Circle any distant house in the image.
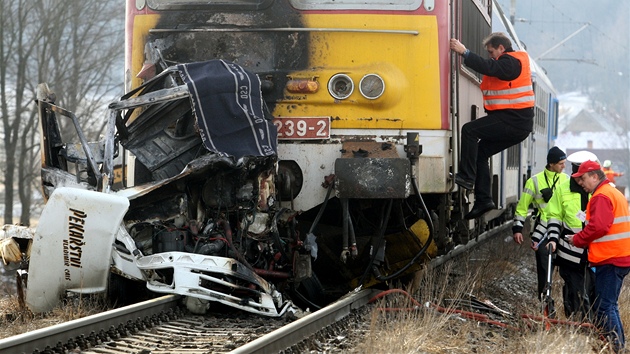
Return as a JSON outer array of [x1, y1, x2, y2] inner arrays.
[[555, 92, 629, 194]]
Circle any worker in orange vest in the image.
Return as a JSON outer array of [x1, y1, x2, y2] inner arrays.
[[568, 160, 630, 352], [449, 33, 535, 219], [603, 160, 624, 184]]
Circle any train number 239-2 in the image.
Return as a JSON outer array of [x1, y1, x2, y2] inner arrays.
[[273, 117, 330, 140]]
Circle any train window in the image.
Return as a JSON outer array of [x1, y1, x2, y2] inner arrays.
[[506, 144, 519, 169], [289, 0, 422, 11], [460, 0, 492, 81], [550, 98, 559, 139], [146, 0, 273, 10], [533, 82, 549, 134]]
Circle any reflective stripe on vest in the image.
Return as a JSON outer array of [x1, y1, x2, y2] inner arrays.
[[562, 224, 582, 234], [557, 248, 583, 265], [531, 175, 548, 209], [557, 236, 586, 266], [480, 51, 535, 110], [484, 95, 535, 106], [586, 183, 630, 263], [483, 85, 534, 96]]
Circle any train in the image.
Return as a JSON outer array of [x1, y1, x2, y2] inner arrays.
[[4, 0, 558, 317]]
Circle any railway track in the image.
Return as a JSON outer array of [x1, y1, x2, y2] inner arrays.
[[0, 223, 510, 354]]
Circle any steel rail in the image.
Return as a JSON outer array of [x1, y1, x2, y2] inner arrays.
[[0, 295, 180, 354], [230, 288, 380, 354], [429, 222, 513, 269]]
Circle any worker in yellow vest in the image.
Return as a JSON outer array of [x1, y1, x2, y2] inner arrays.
[[512, 147, 568, 317], [546, 151, 597, 321]]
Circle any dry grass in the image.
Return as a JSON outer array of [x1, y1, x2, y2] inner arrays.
[[0, 293, 107, 339], [354, 235, 626, 353], [356, 264, 495, 353], [0, 262, 109, 339]]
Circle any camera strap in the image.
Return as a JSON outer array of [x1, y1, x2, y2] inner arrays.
[[544, 172, 559, 191]]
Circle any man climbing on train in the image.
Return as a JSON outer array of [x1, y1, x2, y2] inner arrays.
[[450, 32, 535, 219]]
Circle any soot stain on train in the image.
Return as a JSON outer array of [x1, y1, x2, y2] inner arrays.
[[147, 0, 310, 113]]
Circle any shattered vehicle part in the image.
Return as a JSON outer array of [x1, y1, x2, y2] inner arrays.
[[136, 252, 291, 316], [22, 61, 301, 317], [26, 188, 129, 313]]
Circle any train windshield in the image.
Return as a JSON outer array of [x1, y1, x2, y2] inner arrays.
[[290, 0, 423, 11], [146, 0, 273, 10]]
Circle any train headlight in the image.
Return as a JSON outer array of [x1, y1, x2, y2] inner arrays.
[[328, 74, 354, 100], [359, 74, 385, 100]]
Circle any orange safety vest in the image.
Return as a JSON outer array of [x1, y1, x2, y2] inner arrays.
[[586, 183, 630, 264], [604, 168, 621, 183], [479, 51, 535, 111]]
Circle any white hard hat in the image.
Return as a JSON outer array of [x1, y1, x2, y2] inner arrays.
[[603, 160, 612, 168], [567, 151, 599, 165]]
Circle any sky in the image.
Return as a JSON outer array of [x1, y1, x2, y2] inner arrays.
[[495, 0, 630, 116]]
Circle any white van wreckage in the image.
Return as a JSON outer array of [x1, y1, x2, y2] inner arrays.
[[2, 60, 316, 317]]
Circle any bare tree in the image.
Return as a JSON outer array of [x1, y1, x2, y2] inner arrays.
[[0, 1, 40, 225], [1, 0, 123, 225]]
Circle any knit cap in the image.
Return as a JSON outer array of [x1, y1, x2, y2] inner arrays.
[[547, 147, 566, 164]]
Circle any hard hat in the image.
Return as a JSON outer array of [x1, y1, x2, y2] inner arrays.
[[603, 160, 612, 168], [567, 151, 599, 165]]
